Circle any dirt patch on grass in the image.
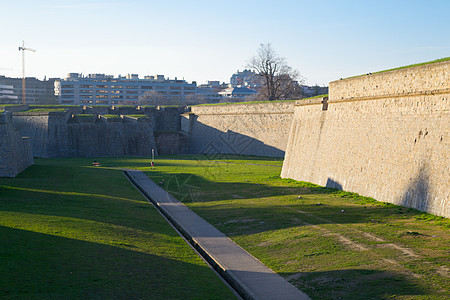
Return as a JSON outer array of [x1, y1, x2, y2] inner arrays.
[[436, 266, 449, 278], [325, 233, 369, 251], [377, 243, 419, 258]]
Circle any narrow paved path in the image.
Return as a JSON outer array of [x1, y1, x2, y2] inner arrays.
[[124, 170, 310, 300]]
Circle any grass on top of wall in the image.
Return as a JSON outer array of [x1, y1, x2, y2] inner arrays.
[[74, 113, 95, 117], [29, 105, 81, 108], [125, 114, 149, 119], [194, 94, 329, 107], [347, 57, 450, 79], [96, 155, 450, 300], [0, 158, 235, 299], [101, 114, 121, 118], [15, 108, 67, 113]]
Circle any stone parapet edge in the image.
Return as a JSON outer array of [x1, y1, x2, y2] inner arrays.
[[328, 88, 450, 104]]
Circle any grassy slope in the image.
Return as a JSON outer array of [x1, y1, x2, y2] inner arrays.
[[100, 155, 450, 300], [0, 158, 235, 299]]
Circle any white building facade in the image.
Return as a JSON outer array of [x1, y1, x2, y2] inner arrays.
[[0, 84, 18, 104], [55, 73, 196, 105]]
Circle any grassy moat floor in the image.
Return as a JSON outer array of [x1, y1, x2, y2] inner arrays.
[[1, 155, 449, 299]]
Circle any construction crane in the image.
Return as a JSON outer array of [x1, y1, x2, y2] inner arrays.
[[18, 41, 36, 105]]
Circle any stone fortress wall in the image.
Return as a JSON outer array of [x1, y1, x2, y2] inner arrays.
[[183, 102, 295, 157], [1, 60, 448, 218], [11, 106, 163, 158], [281, 61, 449, 217], [0, 112, 33, 177]]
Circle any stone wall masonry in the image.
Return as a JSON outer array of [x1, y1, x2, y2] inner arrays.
[[282, 61, 449, 218], [66, 119, 157, 157], [329, 61, 449, 101], [152, 106, 186, 131], [186, 102, 295, 157], [12, 112, 51, 157], [154, 131, 189, 155], [12, 111, 158, 158], [0, 112, 33, 177]]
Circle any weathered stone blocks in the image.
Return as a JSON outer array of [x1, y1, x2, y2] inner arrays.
[[282, 61, 449, 217], [185, 102, 295, 157], [0, 112, 34, 177]]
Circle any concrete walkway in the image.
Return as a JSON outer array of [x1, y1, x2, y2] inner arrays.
[[124, 170, 310, 300]]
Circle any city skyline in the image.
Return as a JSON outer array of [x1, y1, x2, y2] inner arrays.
[[1, 0, 449, 86]]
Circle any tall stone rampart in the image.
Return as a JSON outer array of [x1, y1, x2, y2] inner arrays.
[[0, 112, 33, 177], [282, 61, 449, 217], [12, 111, 158, 158], [12, 112, 51, 157], [329, 61, 449, 101], [185, 102, 295, 157]]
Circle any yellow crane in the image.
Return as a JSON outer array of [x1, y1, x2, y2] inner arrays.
[[18, 41, 36, 105]]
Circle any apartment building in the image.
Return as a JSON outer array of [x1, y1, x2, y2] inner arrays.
[[0, 84, 18, 104], [55, 73, 196, 105], [230, 69, 261, 88], [0, 76, 56, 104]]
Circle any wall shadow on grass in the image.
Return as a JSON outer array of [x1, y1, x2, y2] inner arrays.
[[141, 170, 427, 237], [0, 226, 233, 299], [280, 269, 426, 300]]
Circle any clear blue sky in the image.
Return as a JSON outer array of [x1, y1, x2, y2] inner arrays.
[[1, 0, 449, 85]]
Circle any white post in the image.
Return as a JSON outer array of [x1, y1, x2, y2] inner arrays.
[[151, 148, 155, 169]]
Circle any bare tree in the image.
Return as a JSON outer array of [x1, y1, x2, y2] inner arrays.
[[248, 43, 303, 100], [139, 90, 180, 106]]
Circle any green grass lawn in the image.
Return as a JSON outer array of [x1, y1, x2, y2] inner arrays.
[[96, 154, 449, 300], [0, 158, 235, 299]]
